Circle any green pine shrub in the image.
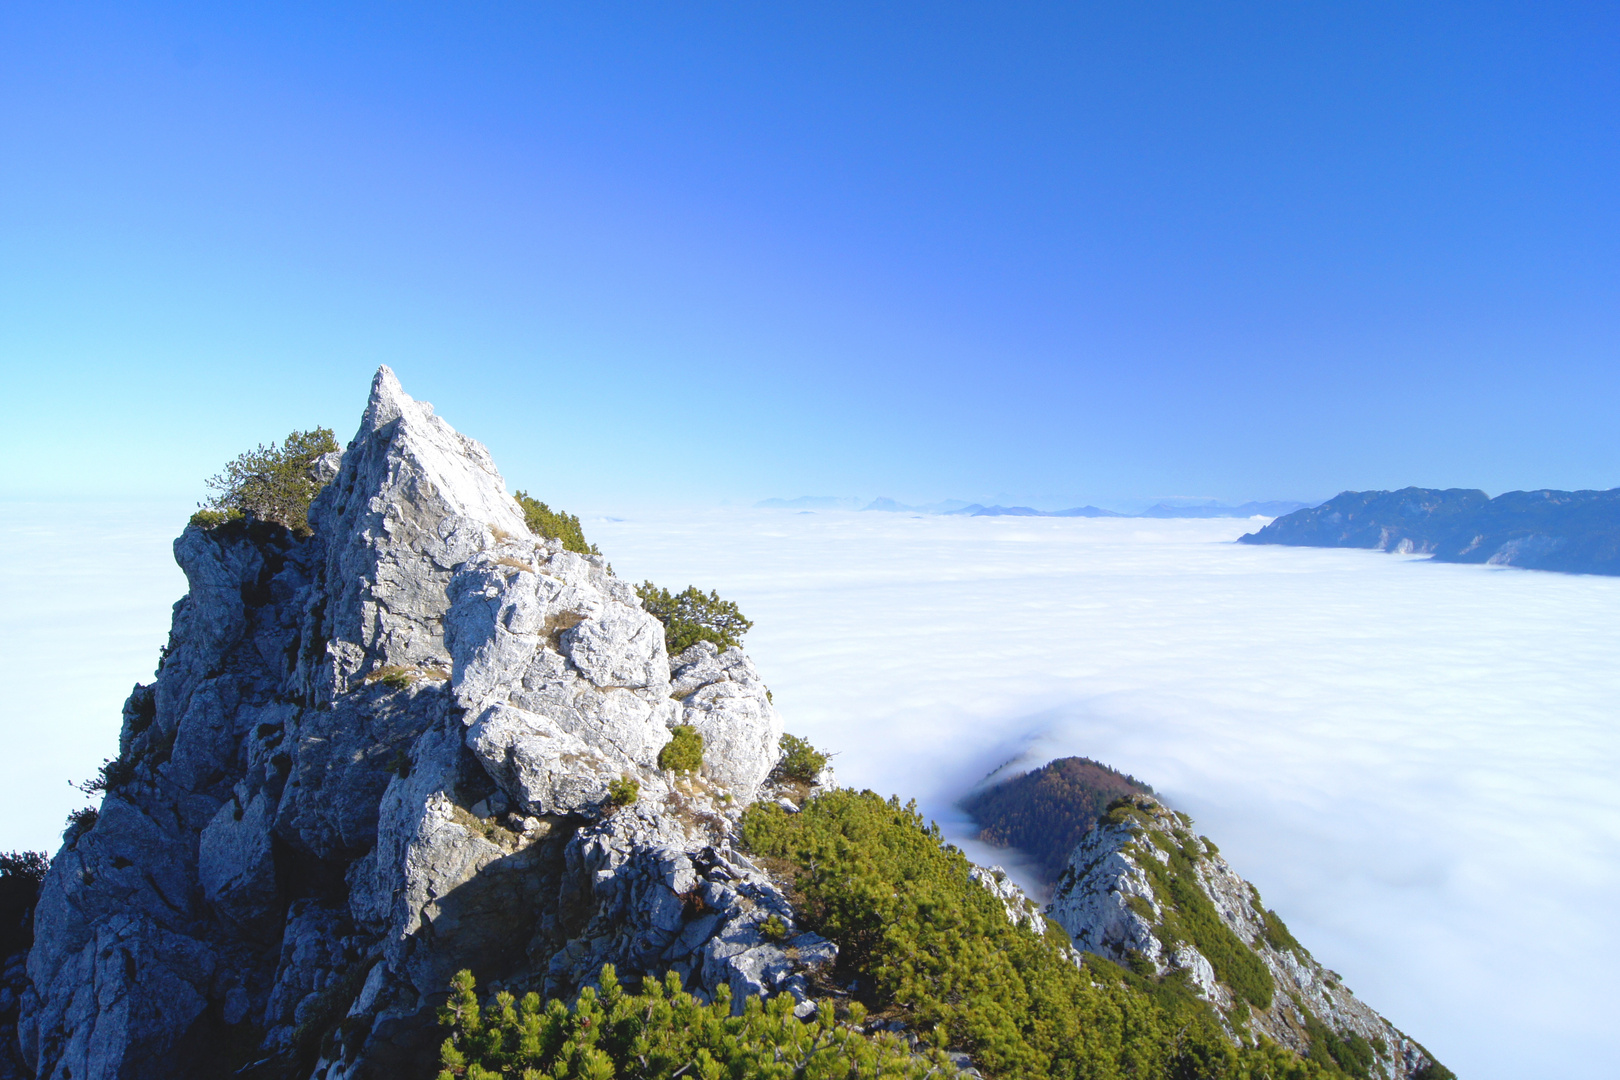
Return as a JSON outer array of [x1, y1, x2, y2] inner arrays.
[[187, 507, 240, 530], [1302, 1012, 1378, 1080], [774, 734, 828, 784], [62, 807, 98, 842], [75, 756, 136, 795], [607, 776, 640, 807], [436, 964, 959, 1080], [657, 726, 703, 774], [514, 491, 599, 555], [635, 583, 752, 655], [1261, 906, 1304, 956], [197, 427, 340, 536]]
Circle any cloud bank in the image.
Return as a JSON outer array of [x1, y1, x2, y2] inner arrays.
[[6, 503, 1615, 1079]]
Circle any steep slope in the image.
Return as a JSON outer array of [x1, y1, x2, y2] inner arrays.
[[19, 369, 815, 1080], [1241, 485, 1620, 575], [1051, 794, 1450, 1080]]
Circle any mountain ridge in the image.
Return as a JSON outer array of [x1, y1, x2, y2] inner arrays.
[[1240, 485, 1620, 575]]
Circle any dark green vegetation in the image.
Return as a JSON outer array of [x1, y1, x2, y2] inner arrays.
[[775, 734, 829, 785], [962, 757, 1154, 885], [657, 726, 704, 774], [514, 492, 600, 555], [75, 756, 137, 796], [1259, 906, 1303, 956], [636, 583, 753, 655], [61, 807, 99, 842], [607, 776, 640, 807], [436, 965, 958, 1079], [1240, 486, 1620, 576], [1301, 1013, 1376, 1080], [1412, 1062, 1457, 1080], [194, 427, 340, 536], [0, 851, 48, 958], [741, 789, 1337, 1080]]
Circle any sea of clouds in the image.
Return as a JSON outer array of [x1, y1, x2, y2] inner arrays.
[[5, 503, 1616, 1079], [591, 508, 1619, 1080]]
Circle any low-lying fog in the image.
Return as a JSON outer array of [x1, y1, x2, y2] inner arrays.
[[5, 503, 1615, 1080]]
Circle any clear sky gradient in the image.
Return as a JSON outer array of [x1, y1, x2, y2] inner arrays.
[[3, 2, 1617, 509]]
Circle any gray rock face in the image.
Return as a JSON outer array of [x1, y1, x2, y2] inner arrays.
[[1050, 795, 1442, 1080], [669, 642, 783, 801], [18, 368, 820, 1080]]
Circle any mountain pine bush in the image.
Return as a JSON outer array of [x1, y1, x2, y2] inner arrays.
[[436, 964, 959, 1079], [774, 734, 829, 784], [657, 725, 704, 774], [635, 583, 753, 655], [0, 850, 48, 957], [195, 427, 340, 536], [514, 492, 599, 555]]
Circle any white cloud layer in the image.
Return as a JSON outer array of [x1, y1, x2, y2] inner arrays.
[[6, 503, 1616, 1079], [0, 502, 189, 852], [592, 508, 1620, 1080]]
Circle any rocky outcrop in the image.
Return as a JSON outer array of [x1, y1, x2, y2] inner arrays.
[[1051, 795, 1445, 1080], [968, 866, 1045, 934], [18, 368, 806, 1080], [1240, 485, 1620, 575]]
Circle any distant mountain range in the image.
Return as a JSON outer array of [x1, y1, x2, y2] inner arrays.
[[1240, 486, 1620, 576], [753, 495, 866, 510], [757, 497, 1311, 519], [1136, 500, 1311, 518]]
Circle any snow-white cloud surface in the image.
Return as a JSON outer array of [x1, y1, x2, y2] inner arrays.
[[0, 501, 190, 852], [6, 503, 1616, 1078], [592, 508, 1620, 1080]]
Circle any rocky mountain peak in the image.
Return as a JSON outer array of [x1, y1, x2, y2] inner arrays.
[[14, 369, 801, 1080], [307, 365, 531, 700]]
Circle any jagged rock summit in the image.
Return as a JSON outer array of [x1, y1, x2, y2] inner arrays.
[[18, 368, 810, 1079]]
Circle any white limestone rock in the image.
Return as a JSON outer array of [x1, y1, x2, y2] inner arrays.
[[669, 641, 783, 801], [304, 365, 530, 698], [198, 792, 278, 927]]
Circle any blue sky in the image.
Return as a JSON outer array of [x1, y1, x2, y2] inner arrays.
[[3, 2, 1617, 510]]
